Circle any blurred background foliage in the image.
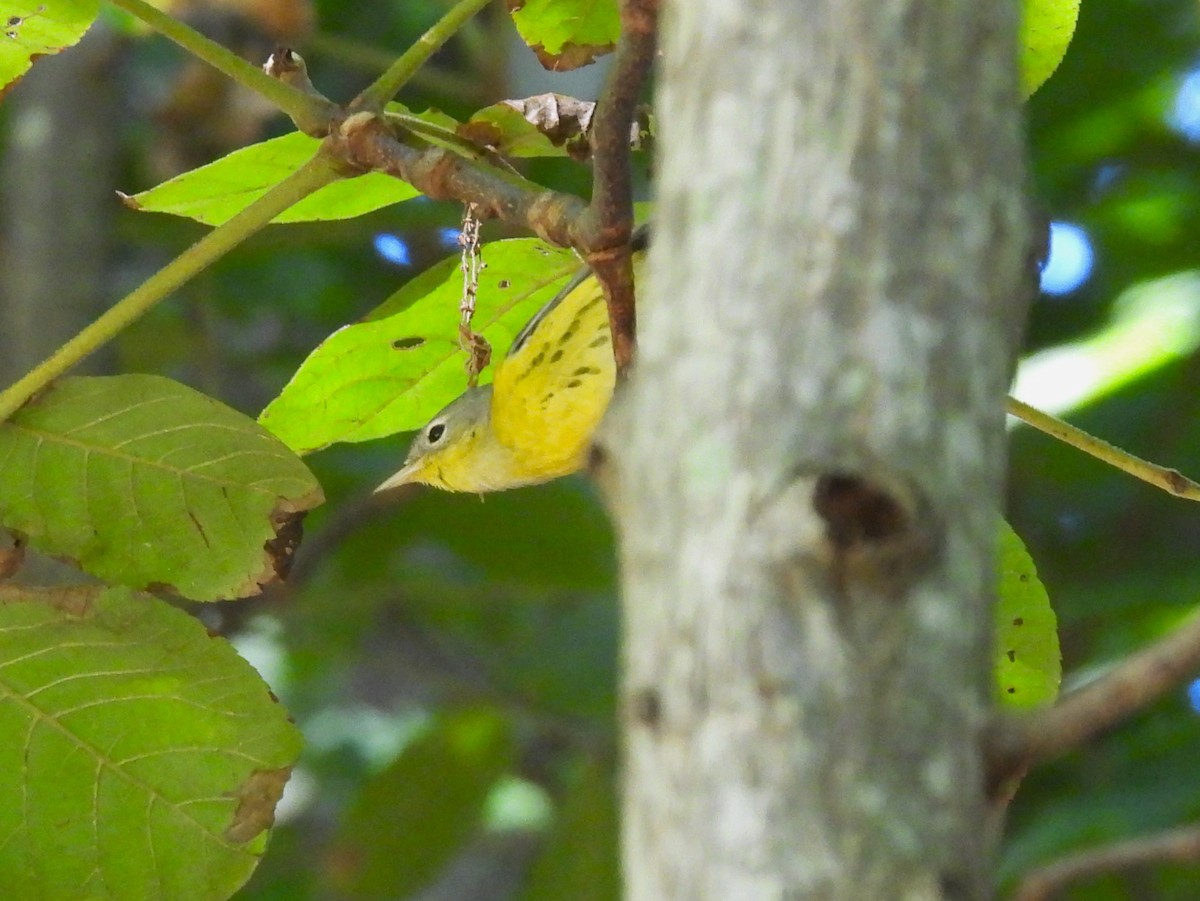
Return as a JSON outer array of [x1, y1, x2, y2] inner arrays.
[[1, 0, 1199, 897]]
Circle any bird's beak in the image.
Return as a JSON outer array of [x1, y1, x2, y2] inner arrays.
[[374, 461, 421, 494]]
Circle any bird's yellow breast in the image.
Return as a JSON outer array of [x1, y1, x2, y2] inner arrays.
[[379, 237, 646, 494], [489, 263, 622, 480]]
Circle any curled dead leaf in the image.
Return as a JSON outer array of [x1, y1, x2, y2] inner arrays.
[[512, 93, 595, 143]]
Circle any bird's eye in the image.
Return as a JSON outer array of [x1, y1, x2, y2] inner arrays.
[[427, 423, 446, 444]]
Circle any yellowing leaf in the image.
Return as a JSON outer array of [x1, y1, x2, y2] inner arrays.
[[0, 0, 99, 97], [1021, 0, 1080, 97], [995, 521, 1061, 709]]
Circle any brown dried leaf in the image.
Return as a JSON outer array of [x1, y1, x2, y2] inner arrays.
[[458, 93, 596, 160], [225, 766, 293, 843], [509, 92, 596, 143], [0, 533, 24, 582], [531, 40, 616, 73]]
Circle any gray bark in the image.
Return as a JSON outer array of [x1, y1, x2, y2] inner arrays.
[[606, 1, 1030, 899]]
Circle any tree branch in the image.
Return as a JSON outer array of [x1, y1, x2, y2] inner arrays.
[[331, 113, 588, 246], [986, 608, 1200, 791], [0, 155, 342, 421], [1010, 824, 1200, 901], [1007, 396, 1200, 501], [105, 0, 335, 134], [306, 31, 491, 103], [351, 0, 493, 111], [575, 0, 659, 374]]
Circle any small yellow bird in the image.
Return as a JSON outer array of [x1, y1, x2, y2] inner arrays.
[[375, 231, 648, 493]]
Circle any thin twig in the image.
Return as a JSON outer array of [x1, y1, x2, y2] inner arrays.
[[263, 48, 330, 125], [383, 109, 525, 177], [1006, 396, 1200, 501], [576, 0, 659, 374], [0, 155, 342, 421], [985, 608, 1200, 792], [352, 0, 493, 112], [307, 31, 493, 102], [104, 0, 335, 134], [1010, 824, 1200, 901]]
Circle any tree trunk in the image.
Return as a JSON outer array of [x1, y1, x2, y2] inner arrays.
[[0, 28, 120, 386], [606, 1, 1030, 898]]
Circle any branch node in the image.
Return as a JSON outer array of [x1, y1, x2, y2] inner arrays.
[[338, 110, 379, 140], [263, 47, 334, 137]]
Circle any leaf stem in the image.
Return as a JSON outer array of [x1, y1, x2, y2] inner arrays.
[[384, 111, 482, 158], [0, 155, 343, 422], [1006, 395, 1200, 501], [104, 0, 336, 133], [353, 0, 493, 111], [382, 110, 521, 174]]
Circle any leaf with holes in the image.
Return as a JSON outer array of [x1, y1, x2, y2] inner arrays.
[[0, 375, 323, 600], [259, 238, 580, 454], [994, 521, 1061, 709], [0, 584, 302, 899], [507, 0, 619, 71], [0, 0, 98, 97]]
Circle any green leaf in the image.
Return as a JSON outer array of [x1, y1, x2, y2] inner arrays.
[[260, 238, 580, 454], [0, 585, 303, 900], [508, 0, 619, 71], [995, 521, 1061, 709], [326, 707, 513, 898], [1021, 0, 1080, 97], [461, 97, 591, 159], [0, 375, 323, 601], [0, 0, 98, 96], [520, 757, 618, 901], [458, 94, 653, 160], [123, 132, 419, 226]]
